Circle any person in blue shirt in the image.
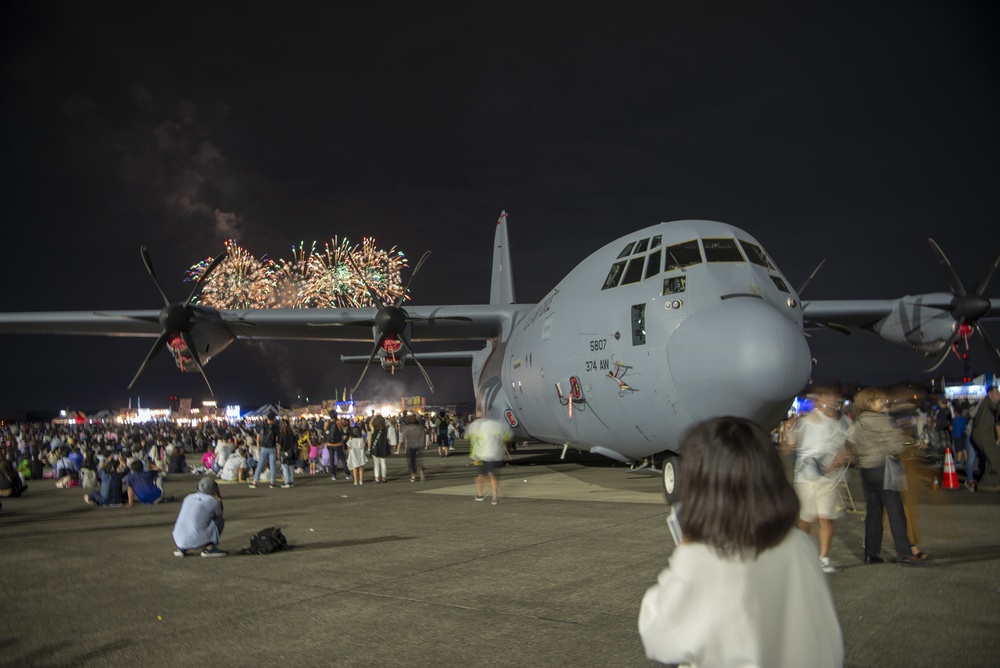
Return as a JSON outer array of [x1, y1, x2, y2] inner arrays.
[[125, 460, 163, 506], [83, 455, 127, 507]]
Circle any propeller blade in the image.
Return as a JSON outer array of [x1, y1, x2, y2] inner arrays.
[[185, 251, 228, 307], [345, 250, 385, 309], [94, 312, 160, 323], [128, 331, 170, 390], [180, 330, 215, 396], [922, 322, 964, 373], [927, 239, 967, 297], [141, 246, 172, 306], [350, 334, 387, 394], [796, 258, 826, 296], [307, 320, 377, 328], [972, 250, 1000, 297], [405, 315, 474, 324], [398, 337, 435, 393], [975, 323, 1000, 375], [394, 251, 431, 308]]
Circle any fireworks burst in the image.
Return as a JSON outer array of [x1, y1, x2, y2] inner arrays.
[[187, 240, 277, 309], [188, 237, 408, 309]]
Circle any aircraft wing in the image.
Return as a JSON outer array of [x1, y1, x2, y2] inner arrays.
[[0, 305, 520, 342], [802, 295, 1000, 330]]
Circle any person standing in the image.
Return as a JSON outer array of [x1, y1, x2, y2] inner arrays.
[[785, 387, 849, 574], [467, 417, 510, 505], [400, 415, 425, 482], [369, 415, 391, 483], [638, 417, 843, 668], [172, 476, 226, 557], [346, 427, 368, 485], [435, 413, 451, 457], [278, 420, 297, 488], [970, 386, 1000, 491], [251, 415, 279, 489], [847, 388, 925, 565], [325, 419, 350, 481]]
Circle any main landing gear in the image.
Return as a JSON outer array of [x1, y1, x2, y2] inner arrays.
[[661, 453, 680, 505]]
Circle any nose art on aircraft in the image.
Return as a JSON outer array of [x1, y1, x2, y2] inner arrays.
[[666, 298, 811, 422]]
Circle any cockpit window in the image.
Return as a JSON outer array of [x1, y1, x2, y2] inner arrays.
[[620, 256, 645, 286], [633, 238, 650, 254], [665, 240, 702, 271], [650, 235, 662, 249], [703, 238, 745, 263], [663, 275, 686, 295], [770, 276, 790, 293], [739, 240, 776, 270], [617, 242, 635, 259], [645, 249, 662, 280], [602, 261, 626, 289]]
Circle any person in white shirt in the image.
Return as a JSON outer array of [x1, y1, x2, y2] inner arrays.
[[785, 386, 850, 573], [639, 417, 843, 668], [466, 417, 510, 505]]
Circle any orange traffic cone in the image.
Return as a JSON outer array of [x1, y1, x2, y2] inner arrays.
[[942, 447, 960, 489]]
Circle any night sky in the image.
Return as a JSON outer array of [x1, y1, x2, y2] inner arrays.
[[1, 2, 997, 413]]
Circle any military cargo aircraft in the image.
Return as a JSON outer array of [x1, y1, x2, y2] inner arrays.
[[0, 212, 996, 502]]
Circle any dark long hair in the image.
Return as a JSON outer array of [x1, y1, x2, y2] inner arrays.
[[679, 417, 799, 558]]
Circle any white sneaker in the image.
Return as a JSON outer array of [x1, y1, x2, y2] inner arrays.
[[820, 556, 838, 574]]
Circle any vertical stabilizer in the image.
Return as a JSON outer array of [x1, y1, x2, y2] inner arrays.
[[490, 210, 516, 305]]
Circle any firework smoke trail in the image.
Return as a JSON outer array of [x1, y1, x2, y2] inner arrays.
[[187, 239, 277, 309]]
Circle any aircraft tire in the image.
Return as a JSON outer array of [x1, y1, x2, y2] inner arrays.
[[662, 454, 680, 505]]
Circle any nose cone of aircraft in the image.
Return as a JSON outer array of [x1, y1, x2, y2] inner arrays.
[[667, 298, 811, 425]]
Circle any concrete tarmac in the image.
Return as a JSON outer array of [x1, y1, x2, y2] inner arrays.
[[2, 442, 999, 667]]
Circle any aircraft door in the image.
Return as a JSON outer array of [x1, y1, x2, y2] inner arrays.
[[509, 354, 525, 410]]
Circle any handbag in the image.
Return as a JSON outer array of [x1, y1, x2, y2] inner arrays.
[[883, 454, 908, 492]]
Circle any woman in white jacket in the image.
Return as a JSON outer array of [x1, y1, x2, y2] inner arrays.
[[638, 417, 843, 668]]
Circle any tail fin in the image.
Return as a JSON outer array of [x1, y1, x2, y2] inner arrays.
[[490, 210, 516, 305]]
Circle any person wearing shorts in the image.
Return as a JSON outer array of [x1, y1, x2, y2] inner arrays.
[[786, 386, 849, 574], [466, 417, 510, 506]]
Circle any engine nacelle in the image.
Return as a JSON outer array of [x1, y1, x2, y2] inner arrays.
[[167, 317, 236, 372], [871, 294, 954, 353]]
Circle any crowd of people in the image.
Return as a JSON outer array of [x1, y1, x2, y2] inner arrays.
[[0, 410, 470, 510], [5, 384, 999, 666]]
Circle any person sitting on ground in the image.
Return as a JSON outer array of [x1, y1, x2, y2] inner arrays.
[[54, 448, 79, 488], [125, 460, 164, 506], [219, 447, 248, 482], [166, 445, 188, 475], [638, 416, 844, 667], [0, 459, 27, 498], [83, 454, 128, 507], [172, 476, 226, 557]]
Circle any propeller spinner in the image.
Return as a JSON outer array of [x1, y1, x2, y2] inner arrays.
[[922, 239, 1000, 374], [127, 246, 228, 394], [347, 250, 470, 394]]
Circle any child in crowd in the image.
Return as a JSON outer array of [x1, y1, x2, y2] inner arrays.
[[638, 417, 843, 667], [346, 427, 368, 485]]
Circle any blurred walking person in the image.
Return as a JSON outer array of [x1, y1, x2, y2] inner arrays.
[[847, 388, 926, 565]]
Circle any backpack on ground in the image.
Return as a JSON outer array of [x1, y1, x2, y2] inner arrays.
[[241, 527, 290, 555]]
